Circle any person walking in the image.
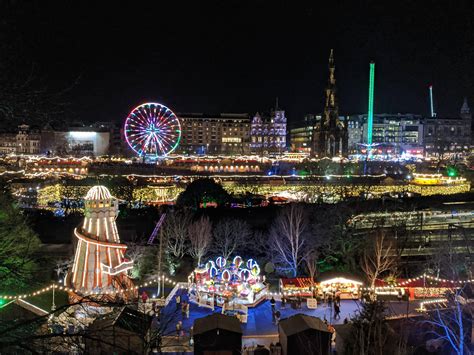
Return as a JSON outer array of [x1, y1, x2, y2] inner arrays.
[[176, 320, 182, 339], [397, 289, 403, 302], [175, 294, 181, 311], [181, 301, 187, 319], [270, 296, 276, 316], [281, 297, 286, 309], [185, 301, 190, 319], [334, 302, 341, 320], [275, 310, 281, 325], [141, 291, 149, 303]]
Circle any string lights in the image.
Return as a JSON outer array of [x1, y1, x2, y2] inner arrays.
[[418, 298, 448, 311], [0, 276, 178, 301], [362, 273, 472, 292]]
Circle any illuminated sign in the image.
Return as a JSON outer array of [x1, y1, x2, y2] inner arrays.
[[69, 131, 97, 139]]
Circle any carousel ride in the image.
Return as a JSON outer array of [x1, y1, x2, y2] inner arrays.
[[188, 256, 267, 308]]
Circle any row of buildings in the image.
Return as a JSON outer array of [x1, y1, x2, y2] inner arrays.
[[0, 110, 287, 157], [0, 104, 471, 158], [290, 105, 472, 157], [0, 51, 471, 158]]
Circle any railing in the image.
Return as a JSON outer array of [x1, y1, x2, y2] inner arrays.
[[165, 282, 188, 306]]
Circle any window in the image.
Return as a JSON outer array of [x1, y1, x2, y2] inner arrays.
[[222, 137, 241, 143]]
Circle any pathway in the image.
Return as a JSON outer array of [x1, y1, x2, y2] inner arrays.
[[161, 290, 363, 337]]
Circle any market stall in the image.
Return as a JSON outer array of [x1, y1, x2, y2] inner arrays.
[[396, 276, 456, 300], [188, 256, 267, 309], [319, 277, 362, 300], [279, 277, 315, 297], [373, 276, 458, 300]]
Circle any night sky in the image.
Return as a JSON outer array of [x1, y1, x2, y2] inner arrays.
[[3, 1, 474, 126]]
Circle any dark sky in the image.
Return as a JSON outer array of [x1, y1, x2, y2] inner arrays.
[[3, 0, 474, 126]]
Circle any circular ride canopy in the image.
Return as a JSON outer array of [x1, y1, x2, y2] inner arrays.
[[124, 102, 181, 158]]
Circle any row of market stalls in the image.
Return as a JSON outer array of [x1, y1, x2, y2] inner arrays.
[[187, 256, 465, 313], [279, 274, 466, 301], [373, 275, 465, 300]]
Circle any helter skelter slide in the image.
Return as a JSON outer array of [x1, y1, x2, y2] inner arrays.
[[66, 186, 136, 303]]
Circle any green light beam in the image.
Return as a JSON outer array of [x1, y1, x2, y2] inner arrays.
[[367, 62, 375, 146]]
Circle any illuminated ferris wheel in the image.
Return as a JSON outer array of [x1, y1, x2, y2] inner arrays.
[[124, 102, 181, 158]]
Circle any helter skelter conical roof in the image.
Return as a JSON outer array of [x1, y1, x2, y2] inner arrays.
[[85, 185, 113, 201]]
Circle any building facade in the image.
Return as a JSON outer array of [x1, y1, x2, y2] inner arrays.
[[311, 50, 348, 157], [347, 115, 365, 153], [0, 125, 41, 155], [289, 126, 313, 153], [423, 99, 472, 156], [65, 129, 110, 156], [16, 125, 41, 155], [0, 133, 17, 155], [347, 113, 424, 155], [177, 113, 251, 155], [250, 109, 287, 154]]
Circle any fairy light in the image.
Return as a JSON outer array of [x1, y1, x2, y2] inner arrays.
[[107, 247, 112, 272], [419, 298, 447, 311], [104, 217, 110, 241], [96, 245, 100, 287], [72, 240, 81, 283], [82, 242, 89, 288]]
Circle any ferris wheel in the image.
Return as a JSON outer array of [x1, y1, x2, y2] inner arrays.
[[124, 102, 182, 158]]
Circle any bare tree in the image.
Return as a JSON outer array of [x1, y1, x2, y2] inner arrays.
[[304, 250, 319, 281], [269, 204, 310, 277], [213, 218, 251, 260], [188, 216, 212, 267], [54, 257, 74, 282], [164, 210, 192, 260], [424, 287, 470, 355], [362, 231, 397, 289]]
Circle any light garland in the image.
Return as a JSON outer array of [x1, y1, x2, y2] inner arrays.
[[362, 274, 472, 292], [418, 298, 448, 311], [0, 276, 179, 301]]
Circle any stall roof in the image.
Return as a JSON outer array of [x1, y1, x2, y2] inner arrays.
[[317, 272, 363, 284], [375, 278, 459, 288], [280, 277, 314, 288], [320, 277, 363, 286], [194, 313, 242, 335], [279, 314, 330, 337]]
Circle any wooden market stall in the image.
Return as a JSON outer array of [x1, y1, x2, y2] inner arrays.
[[279, 277, 315, 297], [318, 277, 362, 300], [375, 276, 458, 300]]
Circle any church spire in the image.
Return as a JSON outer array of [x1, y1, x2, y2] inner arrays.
[[311, 49, 348, 158], [328, 49, 336, 86], [461, 97, 470, 114], [461, 97, 471, 120], [324, 49, 337, 118]]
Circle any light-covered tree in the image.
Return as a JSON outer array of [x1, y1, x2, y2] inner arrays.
[[188, 216, 212, 266], [269, 204, 310, 277], [213, 218, 251, 260]]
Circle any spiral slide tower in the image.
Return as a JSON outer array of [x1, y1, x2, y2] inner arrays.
[[67, 186, 134, 301]]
